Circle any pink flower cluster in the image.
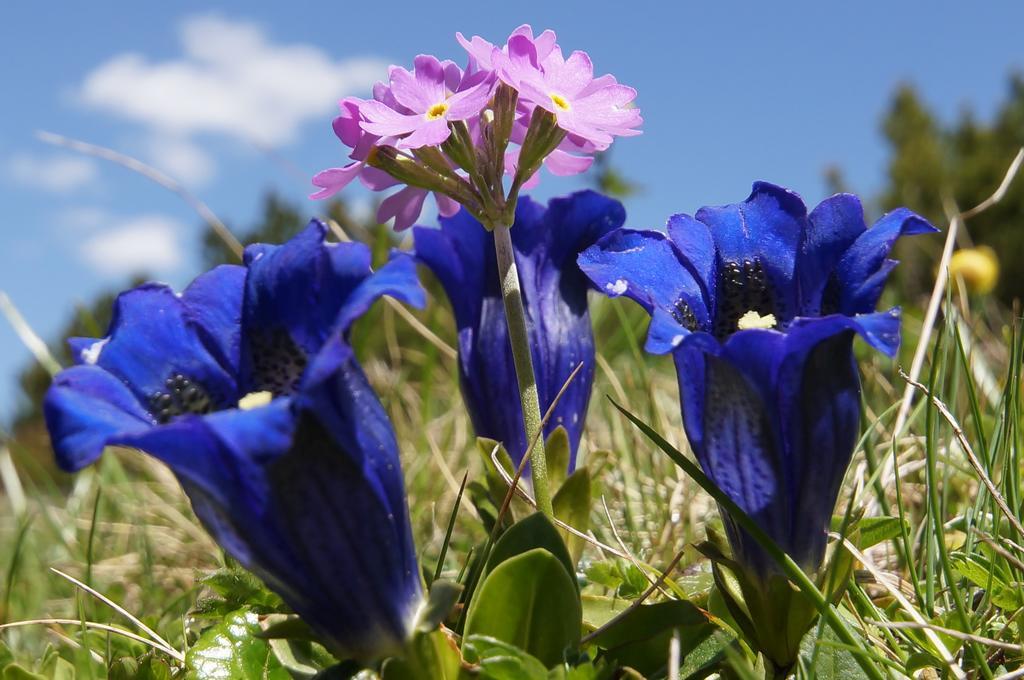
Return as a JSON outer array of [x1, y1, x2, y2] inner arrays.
[[311, 25, 641, 230]]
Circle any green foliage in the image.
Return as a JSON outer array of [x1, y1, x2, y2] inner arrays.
[[465, 547, 581, 667], [879, 75, 1024, 302], [184, 609, 289, 680], [192, 565, 283, 617]]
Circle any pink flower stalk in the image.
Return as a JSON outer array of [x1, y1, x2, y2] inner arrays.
[[360, 55, 493, 150]]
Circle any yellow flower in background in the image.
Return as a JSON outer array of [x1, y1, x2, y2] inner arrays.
[[949, 246, 1000, 295]]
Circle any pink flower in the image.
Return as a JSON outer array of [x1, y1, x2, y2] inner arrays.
[[310, 96, 460, 231], [495, 34, 641, 150], [456, 24, 558, 72], [359, 55, 493, 150]]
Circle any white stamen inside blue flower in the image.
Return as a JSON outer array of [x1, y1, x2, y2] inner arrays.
[[238, 391, 274, 410], [737, 310, 777, 330]]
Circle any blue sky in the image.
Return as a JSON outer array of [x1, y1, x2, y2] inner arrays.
[[1, 1, 1022, 424]]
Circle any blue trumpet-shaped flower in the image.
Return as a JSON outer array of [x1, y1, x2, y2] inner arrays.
[[579, 182, 935, 576], [44, 222, 426, 661], [413, 191, 625, 472]]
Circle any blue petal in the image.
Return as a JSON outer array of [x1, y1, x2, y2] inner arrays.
[[777, 332, 860, 568], [412, 209, 492, 331], [181, 264, 246, 375], [333, 251, 426, 335], [694, 182, 807, 322], [417, 191, 620, 470], [685, 351, 787, 574], [521, 190, 625, 269], [116, 383, 420, 661], [666, 213, 717, 305], [578, 228, 710, 354], [43, 365, 154, 471], [832, 208, 936, 314], [88, 284, 238, 410], [798, 194, 867, 315], [67, 337, 94, 364], [242, 221, 423, 396], [516, 192, 623, 468], [243, 221, 372, 357]]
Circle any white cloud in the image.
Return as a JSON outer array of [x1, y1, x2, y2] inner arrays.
[[6, 153, 98, 193], [79, 215, 185, 276], [79, 14, 386, 147], [144, 136, 216, 186]]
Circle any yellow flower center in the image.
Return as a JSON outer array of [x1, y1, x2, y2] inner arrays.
[[425, 102, 450, 120], [237, 391, 274, 411], [549, 93, 571, 111], [737, 310, 777, 331]]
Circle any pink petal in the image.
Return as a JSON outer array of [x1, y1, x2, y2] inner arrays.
[[389, 65, 434, 112], [533, 29, 559, 62], [578, 73, 618, 98], [360, 166, 399, 191], [378, 186, 428, 231], [445, 78, 494, 119], [413, 54, 447, 103], [544, 150, 593, 176], [548, 50, 594, 97], [332, 98, 364, 148], [520, 170, 541, 190], [510, 24, 535, 40], [457, 32, 497, 70], [310, 162, 364, 199], [442, 60, 463, 92], [435, 193, 461, 217], [396, 117, 451, 149], [503, 148, 540, 188], [516, 79, 558, 113], [373, 81, 405, 111], [360, 100, 423, 137]]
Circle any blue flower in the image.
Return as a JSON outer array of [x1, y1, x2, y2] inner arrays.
[[413, 191, 625, 472], [579, 182, 935, 576], [44, 222, 427, 661]]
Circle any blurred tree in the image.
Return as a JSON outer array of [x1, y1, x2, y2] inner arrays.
[[591, 152, 640, 199], [878, 75, 1024, 303]]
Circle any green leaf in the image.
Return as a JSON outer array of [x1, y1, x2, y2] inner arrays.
[[545, 427, 571, 491], [581, 595, 630, 630], [185, 608, 290, 680], [416, 580, 464, 632], [951, 555, 1024, 610], [830, 515, 907, 550], [483, 513, 576, 589], [381, 629, 463, 680], [552, 468, 591, 566], [107, 658, 139, 680], [43, 658, 75, 680], [465, 548, 582, 667], [583, 562, 623, 591], [475, 438, 530, 527], [799, 625, 870, 679], [463, 636, 548, 680], [677, 630, 735, 679], [257, 614, 319, 642], [2, 665, 47, 680], [584, 559, 649, 600], [193, 567, 283, 617], [586, 600, 716, 676]]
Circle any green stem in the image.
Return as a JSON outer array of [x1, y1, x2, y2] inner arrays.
[[492, 223, 553, 517]]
